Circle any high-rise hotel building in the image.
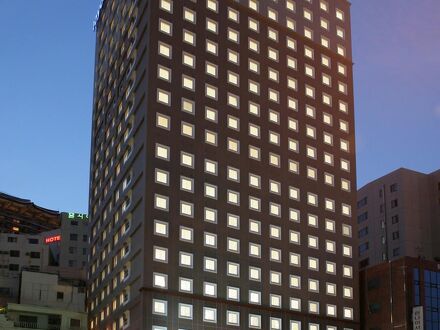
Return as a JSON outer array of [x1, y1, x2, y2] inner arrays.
[[88, 0, 358, 329]]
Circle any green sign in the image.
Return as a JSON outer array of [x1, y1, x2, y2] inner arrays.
[[66, 212, 89, 220]]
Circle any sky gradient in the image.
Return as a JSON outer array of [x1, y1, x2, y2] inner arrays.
[[0, 0, 439, 213]]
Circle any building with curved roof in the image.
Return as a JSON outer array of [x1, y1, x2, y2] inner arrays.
[[0, 193, 60, 235]]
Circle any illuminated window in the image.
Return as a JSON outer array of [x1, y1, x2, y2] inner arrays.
[[159, 0, 172, 13]]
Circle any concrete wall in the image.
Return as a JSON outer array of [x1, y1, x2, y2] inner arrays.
[[6, 302, 87, 330], [357, 168, 440, 268], [20, 271, 85, 313], [0, 233, 51, 304], [58, 213, 89, 273]]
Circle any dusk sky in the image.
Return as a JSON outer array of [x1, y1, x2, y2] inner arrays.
[[1, 0, 439, 213]]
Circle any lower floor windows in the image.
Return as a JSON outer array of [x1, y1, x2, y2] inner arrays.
[[150, 301, 355, 329]]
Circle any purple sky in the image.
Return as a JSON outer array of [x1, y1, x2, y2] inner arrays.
[[0, 0, 439, 212], [352, 0, 440, 187]]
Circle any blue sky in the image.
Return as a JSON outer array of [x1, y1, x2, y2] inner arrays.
[[0, 0, 439, 213]]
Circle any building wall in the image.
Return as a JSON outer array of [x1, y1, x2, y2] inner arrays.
[[58, 213, 90, 275], [0, 233, 50, 304], [429, 170, 440, 260], [0, 214, 89, 306], [360, 257, 440, 330], [89, 0, 359, 329], [20, 271, 85, 313], [357, 168, 440, 269], [5, 302, 87, 330]]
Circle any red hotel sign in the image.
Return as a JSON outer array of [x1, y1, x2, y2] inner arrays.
[[45, 235, 61, 244]]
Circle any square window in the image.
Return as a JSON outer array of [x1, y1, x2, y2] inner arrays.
[[183, 8, 196, 23], [205, 107, 217, 122], [153, 273, 168, 289], [203, 282, 217, 297], [180, 226, 193, 242], [204, 208, 217, 223], [160, 0, 172, 12], [227, 286, 240, 301], [153, 299, 167, 316], [178, 303, 193, 319], [249, 314, 261, 329], [227, 310, 240, 326], [179, 277, 193, 293], [156, 113, 170, 130], [203, 307, 217, 323]]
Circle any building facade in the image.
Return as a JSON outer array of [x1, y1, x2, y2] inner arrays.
[[360, 256, 440, 330], [0, 193, 59, 236], [89, 0, 358, 329], [0, 271, 87, 330], [0, 193, 89, 330], [58, 212, 90, 271], [0, 211, 89, 305], [0, 233, 52, 305], [357, 168, 440, 269]]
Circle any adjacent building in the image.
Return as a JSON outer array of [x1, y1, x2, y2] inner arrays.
[[0, 193, 89, 330], [58, 212, 90, 271], [0, 193, 59, 235], [0, 232, 52, 305], [0, 271, 87, 330], [89, 0, 358, 329], [357, 168, 440, 269], [360, 256, 440, 330]]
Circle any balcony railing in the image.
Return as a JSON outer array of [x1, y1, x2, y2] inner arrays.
[[14, 322, 61, 330]]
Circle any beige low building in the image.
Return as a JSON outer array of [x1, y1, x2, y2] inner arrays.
[[357, 168, 440, 268], [0, 271, 86, 330]]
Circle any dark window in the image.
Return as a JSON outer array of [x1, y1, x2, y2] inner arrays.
[[358, 227, 369, 238], [393, 247, 400, 256], [391, 215, 399, 224], [70, 319, 81, 327], [19, 315, 38, 324], [390, 183, 398, 192], [9, 250, 20, 257], [369, 303, 381, 313], [70, 234, 78, 241], [29, 265, 40, 272], [392, 231, 400, 240], [358, 212, 369, 223], [83, 235, 88, 242], [28, 238, 38, 244], [380, 204, 385, 213], [48, 315, 61, 326], [69, 247, 77, 254], [368, 278, 381, 290], [83, 248, 87, 255], [0, 287, 11, 296], [57, 292, 64, 300], [7, 237, 17, 243], [414, 268, 420, 305], [69, 260, 77, 267], [9, 264, 19, 271], [360, 258, 369, 268], [379, 189, 383, 198], [71, 220, 79, 226], [391, 199, 398, 208], [30, 252, 40, 259], [357, 197, 368, 209], [359, 242, 369, 255]]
